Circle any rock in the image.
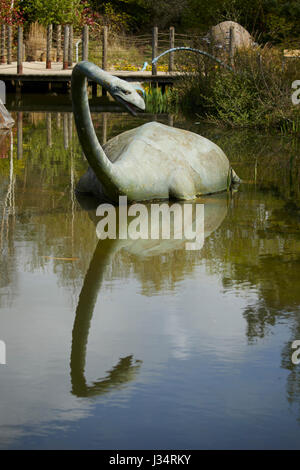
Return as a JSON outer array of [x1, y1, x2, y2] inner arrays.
[[210, 21, 254, 51]]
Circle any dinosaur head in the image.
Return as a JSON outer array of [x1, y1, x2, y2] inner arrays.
[[73, 62, 146, 116], [108, 76, 145, 116]]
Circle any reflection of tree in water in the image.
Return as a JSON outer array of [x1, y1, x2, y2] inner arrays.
[[0, 131, 17, 309], [203, 126, 300, 207], [201, 186, 300, 417]]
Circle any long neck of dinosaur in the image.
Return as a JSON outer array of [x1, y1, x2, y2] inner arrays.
[[71, 63, 119, 200]]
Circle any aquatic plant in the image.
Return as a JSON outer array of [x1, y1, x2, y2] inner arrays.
[[144, 86, 172, 113]]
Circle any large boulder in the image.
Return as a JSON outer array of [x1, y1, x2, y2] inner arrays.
[[210, 21, 254, 51]]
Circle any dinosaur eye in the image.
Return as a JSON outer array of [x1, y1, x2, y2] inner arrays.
[[124, 90, 131, 95]]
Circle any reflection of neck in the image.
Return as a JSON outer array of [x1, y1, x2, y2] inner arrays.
[[70, 238, 141, 397], [70, 238, 114, 396]]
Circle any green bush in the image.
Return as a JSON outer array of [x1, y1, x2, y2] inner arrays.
[[173, 46, 300, 131]]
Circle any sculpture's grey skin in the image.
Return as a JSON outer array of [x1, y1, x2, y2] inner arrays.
[[0, 99, 14, 129], [72, 61, 240, 203]]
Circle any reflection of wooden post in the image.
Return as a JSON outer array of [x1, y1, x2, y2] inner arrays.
[[1, 25, 5, 64], [46, 113, 52, 147], [63, 113, 69, 149], [102, 113, 107, 145], [17, 112, 23, 160], [68, 25, 73, 66], [229, 26, 234, 68], [56, 25, 62, 62], [17, 27, 23, 74], [169, 26, 175, 72], [68, 113, 72, 142], [82, 25, 88, 61], [7, 25, 12, 64], [63, 25, 69, 70], [152, 26, 158, 75], [57, 112, 61, 129], [46, 24, 52, 69]]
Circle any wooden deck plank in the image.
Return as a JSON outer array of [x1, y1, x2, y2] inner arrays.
[[0, 61, 184, 84]]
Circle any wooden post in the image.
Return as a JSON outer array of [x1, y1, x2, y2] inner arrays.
[[207, 32, 215, 77], [63, 25, 69, 70], [56, 25, 62, 62], [17, 26, 23, 75], [7, 25, 12, 64], [168, 114, 174, 127], [169, 26, 175, 72], [46, 24, 52, 69], [57, 112, 61, 129], [152, 26, 158, 75], [102, 26, 108, 70], [102, 113, 107, 145], [229, 26, 234, 68], [63, 113, 69, 149], [82, 25, 88, 61], [1, 24, 6, 64], [68, 25, 73, 66], [101, 26, 108, 96]]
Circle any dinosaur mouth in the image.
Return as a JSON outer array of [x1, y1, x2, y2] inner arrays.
[[114, 96, 142, 116]]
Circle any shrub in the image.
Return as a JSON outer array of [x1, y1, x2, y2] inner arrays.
[[173, 45, 300, 131]]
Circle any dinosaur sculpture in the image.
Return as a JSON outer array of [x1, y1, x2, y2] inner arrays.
[[72, 61, 240, 203], [70, 192, 228, 397]]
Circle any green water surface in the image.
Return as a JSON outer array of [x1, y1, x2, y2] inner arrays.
[[0, 95, 300, 449]]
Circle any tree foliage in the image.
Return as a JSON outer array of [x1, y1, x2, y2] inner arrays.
[[182, 0, 300, 44], [0, 0, 23, 24], [19, 0, 85, 25]]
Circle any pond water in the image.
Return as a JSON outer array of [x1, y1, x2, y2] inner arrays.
[[0, 94, 300, 449]]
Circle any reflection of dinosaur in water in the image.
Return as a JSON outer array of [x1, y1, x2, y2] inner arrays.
[[71, 192, 229, 397], [70, 238, 142, 398]]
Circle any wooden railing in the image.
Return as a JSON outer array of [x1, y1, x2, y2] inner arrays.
[[0, 24, 237, 75]]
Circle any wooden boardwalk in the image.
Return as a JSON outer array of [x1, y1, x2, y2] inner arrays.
[[0, 61, 184, 88]]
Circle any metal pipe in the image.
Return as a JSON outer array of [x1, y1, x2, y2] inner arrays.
[[152, 46, 233, 72]]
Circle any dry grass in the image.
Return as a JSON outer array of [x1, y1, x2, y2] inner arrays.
[[25, 22, 56, 62], [173, 44, 300, 130]]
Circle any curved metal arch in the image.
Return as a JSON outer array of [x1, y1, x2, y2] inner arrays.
[[152, 47, 233, 72]]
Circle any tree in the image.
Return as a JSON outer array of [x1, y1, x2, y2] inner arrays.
[[19, 0, 86, 25], [0, 0, 23, 24]]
